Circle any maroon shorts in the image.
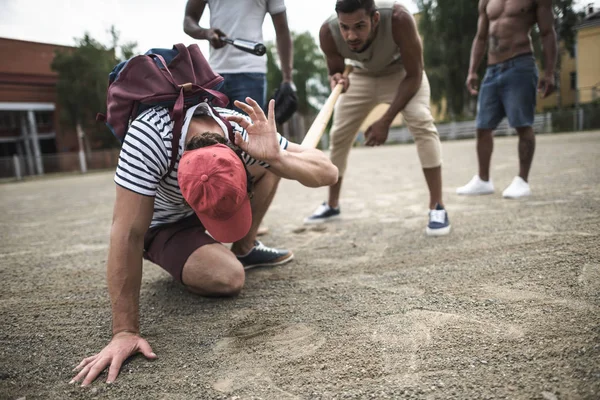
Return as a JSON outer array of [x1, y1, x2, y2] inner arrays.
[[143, 214, 218, 282]]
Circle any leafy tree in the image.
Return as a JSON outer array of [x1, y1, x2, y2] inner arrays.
[[51, 28, 137, 149], [417, 0, 481, 119], [266, 31, 329, 115]]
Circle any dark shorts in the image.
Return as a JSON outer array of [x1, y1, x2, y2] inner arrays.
[[476, 53, 539, 130], [143, 214, 218, 282], [220, 72, 267, 112]]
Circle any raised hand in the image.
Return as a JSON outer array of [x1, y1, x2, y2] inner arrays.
[[225, 98, 282, 163], [70, 332, 156, 386]]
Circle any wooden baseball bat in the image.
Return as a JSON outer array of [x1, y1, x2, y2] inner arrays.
[[301, 65, 353, 148]]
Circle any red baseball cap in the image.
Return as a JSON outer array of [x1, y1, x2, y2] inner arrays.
[[178, 143, 251, 243]]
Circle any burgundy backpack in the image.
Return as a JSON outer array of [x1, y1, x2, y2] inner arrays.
[[98, 43, 232, 173]]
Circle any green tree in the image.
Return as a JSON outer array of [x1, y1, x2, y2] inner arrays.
[[266, 31, 329, 115], [51, 28, 137, 149], [417, 0, 481, 119]]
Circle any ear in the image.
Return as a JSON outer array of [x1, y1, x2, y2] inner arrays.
[[372, 11, 380, 26]]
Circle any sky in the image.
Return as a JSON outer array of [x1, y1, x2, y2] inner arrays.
[[0, 0, 418, 55], [0, 0, 597, 55]]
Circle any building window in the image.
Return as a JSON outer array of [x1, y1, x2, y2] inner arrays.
[[570, 72, 577, 90]]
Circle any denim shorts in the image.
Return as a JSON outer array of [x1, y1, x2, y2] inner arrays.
[[220, 72, 267, 113], [476, 53, 539, 130]]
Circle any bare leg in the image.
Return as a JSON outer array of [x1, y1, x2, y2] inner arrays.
[[182, 244, 245, 296], [423, 166, 443, 209], [230, 169, 280, 255], [516, 126, 535, 182], [328, 177, 343, 209], [477, 129, 494, 181]]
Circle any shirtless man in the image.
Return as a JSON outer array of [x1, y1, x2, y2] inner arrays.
[[457, 0, 557, 198], [304, 0, 450, 236]]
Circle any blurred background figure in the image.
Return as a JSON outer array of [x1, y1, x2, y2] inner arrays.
[[183, 0, 296, 114], [458, 0, 557, 199]]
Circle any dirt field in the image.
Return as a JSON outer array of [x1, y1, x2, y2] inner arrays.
[[1, 131, 599, 400]]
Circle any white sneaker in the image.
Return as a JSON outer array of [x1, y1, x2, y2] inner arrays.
[[456, 175, 495, 195], [502, 176, 531, 199]]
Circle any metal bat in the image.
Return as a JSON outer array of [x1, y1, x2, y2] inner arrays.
[[219, 37, 266, 56], [301, 65, 353, 148]]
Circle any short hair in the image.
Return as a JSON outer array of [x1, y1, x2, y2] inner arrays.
[[185, 132, 254, 196], [335, 0, 376, 15]]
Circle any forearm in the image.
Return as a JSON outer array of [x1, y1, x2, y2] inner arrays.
[[541, 31, 558, 76], [468, 37, 487, 74], [381, 74, 422, 124], [276, 29, 293, 82], [107, 230, 144, 335], [183, 17, 210, 40], [268, 148, 338, 187]]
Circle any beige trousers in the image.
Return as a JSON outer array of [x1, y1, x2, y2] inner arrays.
[[329, 68, 442, 177]]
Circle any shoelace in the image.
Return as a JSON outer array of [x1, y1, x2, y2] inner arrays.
[[254, 241, 280, 254], [429, 209, 446, 224]]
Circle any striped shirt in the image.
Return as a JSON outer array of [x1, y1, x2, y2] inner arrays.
[[114, 103, 289, 228]]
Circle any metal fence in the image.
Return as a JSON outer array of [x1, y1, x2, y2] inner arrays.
[[0, 149, 119, 180], [2, 104, 599, 181]]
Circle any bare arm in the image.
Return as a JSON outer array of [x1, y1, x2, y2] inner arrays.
[[537, 0, 557, 81], [226, 98, 339, 188], [380, 6, 424, 125], [271, 11, 294, 83], [71, 187, 156, 386], [183, 0, 226, 48], [319, 22, 349, 92], [469, 0, 490, 75], [466, 0, 489, 95], [108, 186, 155, 335], [268, 141, 338, 187]]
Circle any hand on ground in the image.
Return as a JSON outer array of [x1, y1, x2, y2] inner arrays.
[[70, 332, 156, 386]]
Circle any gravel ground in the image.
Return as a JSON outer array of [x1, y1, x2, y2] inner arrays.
[[0, 131, 599, 400]]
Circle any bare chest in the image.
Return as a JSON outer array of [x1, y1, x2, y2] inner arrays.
[[486, 0, 537, 21]]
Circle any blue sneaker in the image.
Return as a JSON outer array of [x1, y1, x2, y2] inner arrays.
[[236, 240, 294, 270], [426, 204, 451, 236], [303, 202, 341, 225]]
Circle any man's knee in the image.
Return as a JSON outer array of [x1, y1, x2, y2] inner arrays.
[[213, 264, 245, 296], [184, 255, 246, 297], [477, 129, 494, 139], [515, 126, 534, 136]]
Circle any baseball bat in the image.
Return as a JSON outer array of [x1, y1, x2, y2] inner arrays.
[[219, 37, 266, 56], [301, 65, 353, 148]]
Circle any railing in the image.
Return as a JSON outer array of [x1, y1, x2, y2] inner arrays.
[[385, 114, 550, 144], [2, 104, 599, 181], [0, 149, 120, 180]]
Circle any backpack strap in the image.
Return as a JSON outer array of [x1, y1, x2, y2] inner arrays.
[[208, 105, 235, 143], [167, 87, 186, 176]]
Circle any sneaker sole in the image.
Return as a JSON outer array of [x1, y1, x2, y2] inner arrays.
[[243, 253, 295, 270], [303, 215, 341, 225], [426, 225, 451, 237], [456, 190, 495, 195], [502, 192, 531, 199]]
